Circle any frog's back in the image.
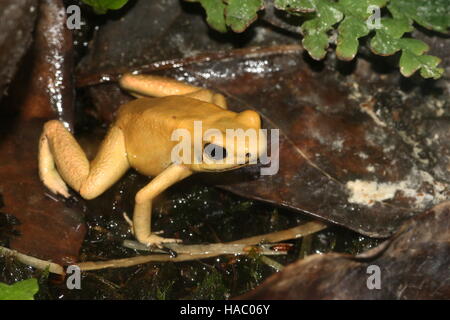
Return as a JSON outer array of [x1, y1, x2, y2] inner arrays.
[[115, 95, 231, 128], [114, 95, 235, 176]]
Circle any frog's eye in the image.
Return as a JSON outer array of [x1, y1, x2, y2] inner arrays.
[[204, 143, 227, 161]]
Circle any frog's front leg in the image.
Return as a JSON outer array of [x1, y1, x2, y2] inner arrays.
[[39, 120, 130, 199], [119, 74, 228, 109], [133, 164, 192, 247]]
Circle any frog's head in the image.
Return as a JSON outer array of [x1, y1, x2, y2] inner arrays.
[[189, 110, 267, 172]]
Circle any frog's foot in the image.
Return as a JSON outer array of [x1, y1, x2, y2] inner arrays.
[[42, 171, 70, 198], [140, 234, 182, 248], [39, 130, 71, 198]]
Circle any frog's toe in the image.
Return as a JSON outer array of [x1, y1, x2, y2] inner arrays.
[[43, 173, 70, 198], [123, 212, 133, 228], [143, 234, 182, 248]]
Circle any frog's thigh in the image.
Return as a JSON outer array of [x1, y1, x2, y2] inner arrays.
[[40, 120, 129, 199], [79, 126, 130, 199], [119, 73, 228, 109], [133, 164, 192, 245], [120, 74, 199, 97]]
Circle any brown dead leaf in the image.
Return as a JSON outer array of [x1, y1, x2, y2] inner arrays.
[[238, 201, 450, 299]]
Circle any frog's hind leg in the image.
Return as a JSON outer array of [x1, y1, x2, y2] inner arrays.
[[183, 90, 227, 109], [39, 120, 130, 200], [119, 73, 228, 109]]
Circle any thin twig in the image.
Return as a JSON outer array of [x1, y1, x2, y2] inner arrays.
[[78, 221, 327, 271], [230, 221, 327, 244], [299, 233, 313, 259], [0, 246, 64, 275], [0, 221, 327, 274], [123, 241, 290, 255], [260, 256, 285, 272]]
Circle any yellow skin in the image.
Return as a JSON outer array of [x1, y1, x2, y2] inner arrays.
[[39, 74, 266, 247]]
